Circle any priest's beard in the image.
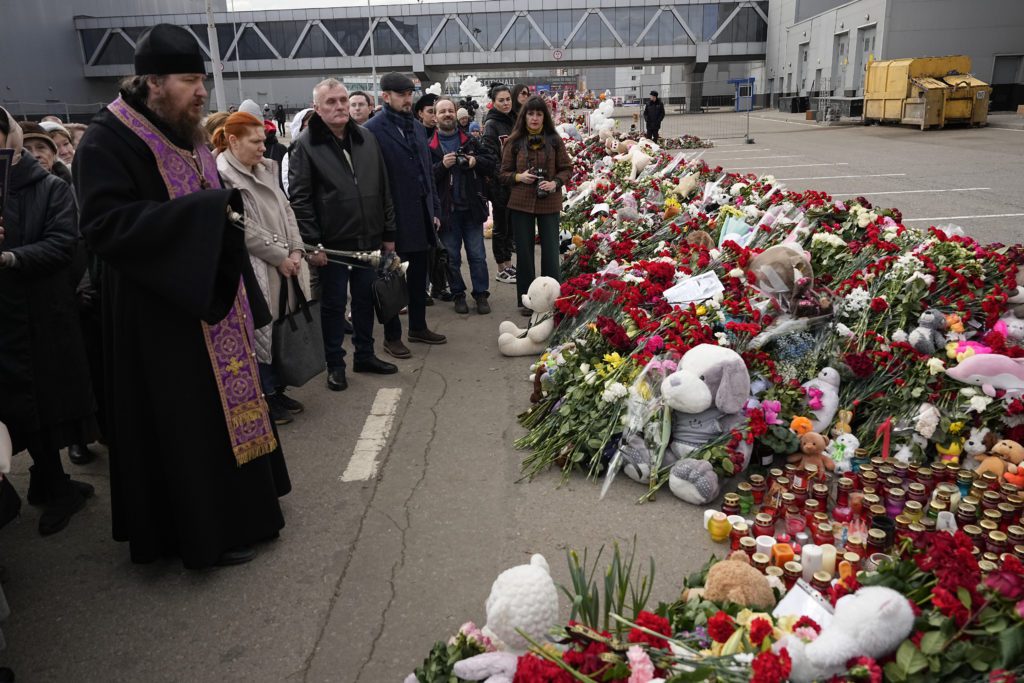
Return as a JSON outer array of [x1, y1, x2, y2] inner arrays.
[[147, 92, 205, 147]]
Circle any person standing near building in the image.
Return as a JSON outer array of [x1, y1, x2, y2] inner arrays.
[[481, 84, 516, 285], [364, 72, 446, 349], [349, 91, 374, 125], [289, 78, 402, 388], [428, 97, 495, 315], [643, 90, 665, 141], [73, 24, 290, 568], [274, 104, 286, 134], [499, 95, 571, 315], [0, 107, 97, 535], [214, 111, 311, 421], [511, 84, 530, 118], [414, 93, 438, 138]]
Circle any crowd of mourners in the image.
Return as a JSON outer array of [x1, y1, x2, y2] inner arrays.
[[0, 24, 577, 574]]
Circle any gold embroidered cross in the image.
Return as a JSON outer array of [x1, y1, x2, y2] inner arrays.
[[226, 357, 244, 376]]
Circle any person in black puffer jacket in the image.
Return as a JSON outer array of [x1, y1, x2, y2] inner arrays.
[[0, 107, 96, 536], [481, 84, 517, 285]]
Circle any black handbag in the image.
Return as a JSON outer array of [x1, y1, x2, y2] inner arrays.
[[271, 277, 325, 388], [371, 265, 409, 324]]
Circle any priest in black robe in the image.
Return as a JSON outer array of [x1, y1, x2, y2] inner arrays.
[[73, 24, 290, 569]]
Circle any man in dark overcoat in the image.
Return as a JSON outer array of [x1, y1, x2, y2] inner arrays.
[[363, 72, 447, 349]]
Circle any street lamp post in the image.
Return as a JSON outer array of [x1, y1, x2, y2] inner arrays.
[[367, 0, 377, 104]]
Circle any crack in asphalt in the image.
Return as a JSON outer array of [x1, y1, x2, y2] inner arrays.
[[294, 366, 431, 683], [353, 366, 448, 683]]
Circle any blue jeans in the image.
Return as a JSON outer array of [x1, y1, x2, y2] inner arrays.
[[319, 259, 401, 370], [439, 210, 489, 298]]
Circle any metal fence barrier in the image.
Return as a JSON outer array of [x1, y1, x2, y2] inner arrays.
[[563, 79, 759, 143]]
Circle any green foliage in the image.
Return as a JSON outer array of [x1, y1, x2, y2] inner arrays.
[[759, 424, 799, 455], [411, 632, 487, 683], [561, 536, 656, 637]]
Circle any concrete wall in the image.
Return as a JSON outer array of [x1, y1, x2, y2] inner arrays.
[[0, 0, 219, 117], [884, 0, 1024, 85], [765, 0, 1024, 101]]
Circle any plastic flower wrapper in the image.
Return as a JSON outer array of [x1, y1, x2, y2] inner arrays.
[[601, 353, 680, 499]]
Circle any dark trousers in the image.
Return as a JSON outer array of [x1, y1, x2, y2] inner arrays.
[[510, 210, 561, 301], [320, 260, 400, 370], [390, 249, 429, 332], [647, 125, 660, 140], [25, 432, 71, 500], [490, 203, 514, 265], [258, 362, 278, 395]]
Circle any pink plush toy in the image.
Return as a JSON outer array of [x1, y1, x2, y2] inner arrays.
[[946, 353, 1024, 397]]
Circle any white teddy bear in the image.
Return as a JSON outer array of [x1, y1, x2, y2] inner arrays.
[[498, 277, 560, 357], [444, 555, 560, 683], [775, 586, 914, 683], [801, 367, 841, 433]]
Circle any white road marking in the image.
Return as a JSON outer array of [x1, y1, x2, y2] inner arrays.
[[340, 387, 402, 482], [729, 162, 850, 170], [831, 187, 990, 197], [700, 148, 773, 153], [903, 213, 1024, 222], [987, 127, 1024, 132], [701, 154, 800, 161], [776, 173, 906, 181]]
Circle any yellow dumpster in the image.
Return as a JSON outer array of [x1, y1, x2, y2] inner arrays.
[[863, 55, 990, 130]]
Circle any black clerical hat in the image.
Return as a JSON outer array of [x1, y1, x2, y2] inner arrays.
[[134, 24, 207, 76]]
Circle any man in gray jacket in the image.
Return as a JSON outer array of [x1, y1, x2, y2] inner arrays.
[[289, 78, 402, 392]]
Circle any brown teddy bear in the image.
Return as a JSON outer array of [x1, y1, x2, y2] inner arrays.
[[788, 431, 834, 472], [977, 439, 1024, 481], [684, 551, 776, 610]]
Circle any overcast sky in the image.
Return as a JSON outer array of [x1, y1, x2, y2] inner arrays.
[[231, 0, 452, 9]]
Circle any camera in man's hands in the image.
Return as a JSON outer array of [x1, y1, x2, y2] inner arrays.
[[454, 146, 472, 169], [532, 168, 550, 198]]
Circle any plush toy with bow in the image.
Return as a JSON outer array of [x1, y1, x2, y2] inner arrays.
[[775, 586, 914, 683], [497, 277, 560, 357]]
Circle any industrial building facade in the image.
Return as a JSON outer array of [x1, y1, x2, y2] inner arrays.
[[764, 0, 1024, 110]]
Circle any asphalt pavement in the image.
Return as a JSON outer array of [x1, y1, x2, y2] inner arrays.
[[1, 112, 1022, 682]]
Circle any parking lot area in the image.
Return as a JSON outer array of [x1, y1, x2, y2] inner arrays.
[[664, 111, 1024, 245]]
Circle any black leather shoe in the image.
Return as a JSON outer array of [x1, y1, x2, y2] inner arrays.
[[353, 356, 398, 374], [408, 328, 447, 344], [327, 369, 348, 391], [38, 486, 88, 536], [68, 444, 97, 465], [216, 545, 257, 566], [453, 296, 469, 314], [266, 395, 294, 425], [425, 294, 435, 306], [275, 391, 305, 414], [475, 296, 491, 315]]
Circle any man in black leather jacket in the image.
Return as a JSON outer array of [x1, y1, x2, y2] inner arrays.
[[288, 78, 401, 390]]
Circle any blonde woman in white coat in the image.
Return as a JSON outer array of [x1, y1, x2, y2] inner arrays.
[[214, 112, 311, 425]]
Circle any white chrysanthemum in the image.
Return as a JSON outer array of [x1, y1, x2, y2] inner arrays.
[[969, 395, 993, 413], [601, 381, 628, 403], [729, 182, 747, 197], [811, 233, 847, 248], [927, 358, 945, 376]]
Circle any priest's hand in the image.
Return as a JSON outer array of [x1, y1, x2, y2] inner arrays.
[[308, 252, 328, 267]]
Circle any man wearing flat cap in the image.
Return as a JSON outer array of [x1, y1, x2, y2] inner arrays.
[[364, 72, 446, 347], [73, 23, 290, 570]]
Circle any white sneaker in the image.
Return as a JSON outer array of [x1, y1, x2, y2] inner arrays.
[[495, 267, 517, 284]]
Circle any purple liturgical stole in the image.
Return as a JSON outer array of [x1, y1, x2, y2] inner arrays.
[[107, 96, 277, 465]]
